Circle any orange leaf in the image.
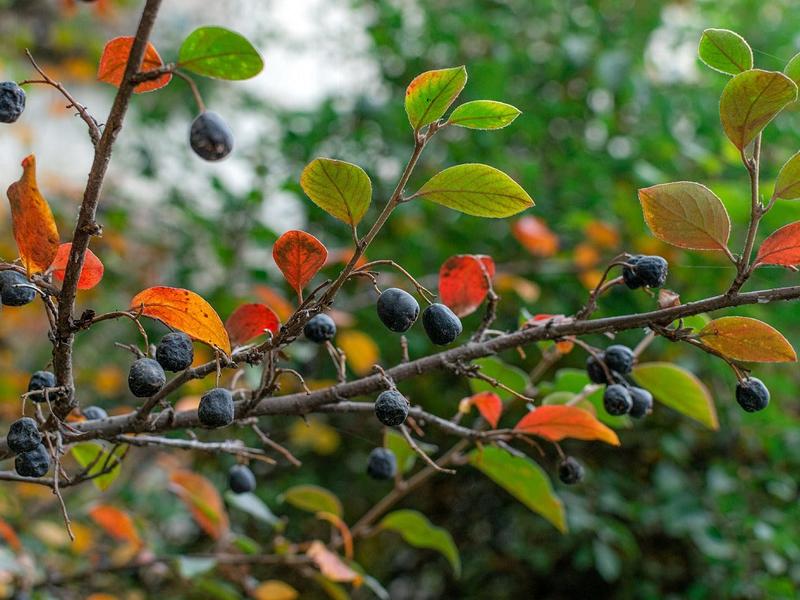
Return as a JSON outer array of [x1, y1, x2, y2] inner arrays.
[[253, 286, 295, 321], [514, 405, 620, 445], [226, 303, 280, 345], [306, 540, 361, 583], [512, 216, 558, 257], [272, 230, 328, 299], [97, 36, 172, 93], [169, 470, 229, 540], [6, 155, 60, 275], [699, 316, 796, 363], [50, 242, 104, 289], [88, 504, 142, 546], [130, 287, 231, 355], [465, 392, 502, 428], [253, 581, 299, 600], [755, 221, 800, 267], [439, 254, 495, 317], [0, 518, 21, 553]]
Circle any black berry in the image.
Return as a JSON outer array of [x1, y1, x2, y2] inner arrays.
[[736, 377, 770, 413], [82, 405, 108, 420], [304, 314, 336, 343], [374, 390, 409, 427], [198, 387, 234, 428], [367, 447, 397, 480], [0, 271, 36, 306], [28, 370, 56, 399], [156, 332, 194, 372], [376, 288, 420, 333], [604, 345, 634, 375], [628, 387, 653, 419], [422, 303, 462, 345], [558, 456, 584, 485], [586, 355, 608, 384], [228, 464, 256, 494], [0, 82, 25, 124], [14, 444, 49, 477], [7, 417, 41, 454], [190, 111, 233, 161], [622, 255, 668, 289], [603, 384, 632, 416], [128, 358, 166, 398]]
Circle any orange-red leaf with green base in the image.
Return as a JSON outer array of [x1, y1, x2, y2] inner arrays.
[[514, 405, 620, 445], [272, 230, 327, 300]]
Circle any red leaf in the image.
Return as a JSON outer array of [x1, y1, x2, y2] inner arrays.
[[272, 230, 328, 299], [97, 36, 172, 93], [466, 392, 502, 428], [514, 405, 620, 445], [0, 518, 21, 553], [512, 216, 558, 257], [755, 221, 800, 267], [50, 243, 104, 290], [439, 254, 495, 317], [226, 303, 280, 345]]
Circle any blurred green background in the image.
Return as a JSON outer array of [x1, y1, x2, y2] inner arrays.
[[2, 0, 800, 598]]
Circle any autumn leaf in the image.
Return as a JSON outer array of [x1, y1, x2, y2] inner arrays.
[[459, 391, 502, 428], [88, 504, 141, 547], [97, 36, 172, 93], [405, 66, 467, 131], [50, 243, 104, 290], [169, 470, 229, 540], [699, 316, 796, 363], [226, 303, 280, 345], [253, 581, 299, 600], [306, 540, 361, 583], [439, 254, 495, 317], [130, 287, 231, 355], [336, 330, 379, 376], [514, 405, 620, 445], [755, 222, 800, 267], [6, 155, 60, 275], [511, 216, 558, 256], [0, 518, 21, 553], [272, 230, 328, 300]]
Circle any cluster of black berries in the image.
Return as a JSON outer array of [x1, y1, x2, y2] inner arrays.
[[7, 417, 49, 478], [622, 255, 669, 289], [587, 345, 654, 419], [0, 271, 37, 307], [127, 332, 194, 398], [190, 111, 233, 162], [378, 288, 463, 346], [0, 82, 25, 124]]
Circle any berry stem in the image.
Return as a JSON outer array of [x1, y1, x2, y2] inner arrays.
[[174, 70, 205, 113]]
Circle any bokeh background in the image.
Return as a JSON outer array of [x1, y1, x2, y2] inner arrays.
[[1, 0, 800, 598]]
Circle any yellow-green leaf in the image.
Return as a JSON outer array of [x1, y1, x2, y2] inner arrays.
[[774, 151, 800, 200], [300, 158, 372, 226], [405, 66, 467, 131], [784, 52, 800, 87], [719, 69, 797, 150], [70, 443, 126, 491], [178, 26, 264, 80], [698, 29, 752, 75], [280, 484, 342, 518], [379, 510, 461, 576], [638, 181, 730, 251], [447, 100, 521, 130], [633, 363, 718, 430], [384, 429, 437, 474], [469, 445, 566, 533], [699, 316, 796, 363], [414, 164, 533, 218]]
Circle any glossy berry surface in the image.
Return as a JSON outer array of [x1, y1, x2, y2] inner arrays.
[[586, 355, 608, 384], [228, 464, 256, 494], [603, 384, 632, 416], [422, 303, 462, 345], [128, 358, 166, 398], [15, 444, 49, 477], [7, 417, 41, 454], [558, 456, 584, 485], [82, 406, 108, 420], [735, 377, 770, 413], [198, 387, 235, 428], [0, 82, 25, 124], [628, 387, 653, 419], [156, 332, 194, 372], [622, 255, 668, 289], [189, 111, 233, 161], [0, 271, 36, 306], [604, 345, 634, 375], [374, 390, 409, 426], [377, 288, 420, 332], [27, 371, 56, 398], [367, 447, 397, 480], [304, 314, 336, 343]]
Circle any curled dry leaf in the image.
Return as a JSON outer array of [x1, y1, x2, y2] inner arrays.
[[50, 242, 104, 290]]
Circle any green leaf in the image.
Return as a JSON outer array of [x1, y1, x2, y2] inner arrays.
[[405, 66, 467, 131], [379, 510, 461, 576], [414, 164, 534, 218], [447, 100, 521, 130], [384, 429, 436, 474], [280, 484, 342, 518], [70, 442, 126, 491], [719, 69, 797, 150], [176, 556, 217, 578], [774, 151, 800, 200], [468, 356, 531, 401], [539, 368, 630, 429], [300, 158, 372, 225], [632, 362, 719, 429], [698, 29, 752, 75], [230, 534, 261, 554], [784, 53, 800, 87], [469, 445, 566, 532], [224, 491, 281, 528], [178, 26, 264, 80]]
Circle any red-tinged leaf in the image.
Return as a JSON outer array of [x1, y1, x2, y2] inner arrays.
[[253, 286, 295, 321], [699, 316, 796, 363], [130, 287, 231, 355], [0, 518, 21, 553], [226, 303, 280, 345], [306, 540, 361, 583], [273, 230, 328, 299], [50, 243, 104, 290], [169, 470, 229, 540], [514, 405, 620, 446], [512, 216, 558, 257], [97, 36, 172, 93], [88, 504, 142, 546], [755, 221, 800, 266], [6, 155, 60, 275], [439, 254, 495, 317], [464, 392, 502, 428]]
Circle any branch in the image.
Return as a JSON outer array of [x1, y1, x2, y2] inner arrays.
[[729, 134, 763, 293]]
